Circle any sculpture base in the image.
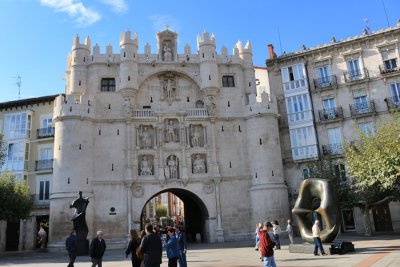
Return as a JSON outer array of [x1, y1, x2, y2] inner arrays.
[[77, 239, 89, 256], [289, 241, 354, 255]]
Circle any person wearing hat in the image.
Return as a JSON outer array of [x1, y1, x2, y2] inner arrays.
[[258, 221, 276, 267]]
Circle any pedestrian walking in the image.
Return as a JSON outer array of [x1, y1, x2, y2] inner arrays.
[[90, 230, 107, 267], [126, 229, 143, 267], [312, 220, 327, 256], [258, 221, 276, 267], [65, 229, 77, 267], [175, 225, 187, 267], [164, 227, 179, 267], [286, 219, 294, 244], [254, 222, 262, 250], [140, 224, 162, 267], [272, 220, 281, 250]]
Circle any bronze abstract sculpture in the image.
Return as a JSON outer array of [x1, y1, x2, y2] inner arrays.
[[292, 179, 341, 243]]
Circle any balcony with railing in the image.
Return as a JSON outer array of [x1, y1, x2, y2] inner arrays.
[[318, 107, 344, 122], [322, 143, 343, 156], [379, 64, 400, 76], [35, 159, 53, 172], [37, 127, 55, 139], [349, 100, 376, 118], [186, 108, 208, 118], [344, 68, 369, 83], [313, 75, 337, 91], [133, 109, 155, 118], [385, 96, 400, 110], [283, 78, 307, 92]]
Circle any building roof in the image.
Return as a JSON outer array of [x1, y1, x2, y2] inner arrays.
[[0, 94, 61, 111], [271, 25, 400, 61]]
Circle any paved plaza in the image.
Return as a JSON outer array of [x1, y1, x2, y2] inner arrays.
[[0, 234, 399, 267]]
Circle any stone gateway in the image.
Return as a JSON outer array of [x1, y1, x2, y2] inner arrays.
[[48, 29, 289, 249]]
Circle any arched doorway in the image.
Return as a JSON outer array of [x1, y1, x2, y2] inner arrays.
[[140, 188, 209, 242]]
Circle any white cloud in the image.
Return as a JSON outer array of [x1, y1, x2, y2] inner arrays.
[[149, 14, 180, 33], [100, 0, 128, 14], [40, 0, 101, 27]]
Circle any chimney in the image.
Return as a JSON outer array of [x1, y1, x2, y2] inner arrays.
[[268, 44, 275, 60]]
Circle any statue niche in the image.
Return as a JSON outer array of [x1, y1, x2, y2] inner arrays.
[[138, 125, 154, 149], [160, 73, 178, 101], [165, 155, 179, 179], [192, 154, 207, 174], [165, 119, 179, 143], [190, 124, 204, 147], [139, 155, 154, 176]]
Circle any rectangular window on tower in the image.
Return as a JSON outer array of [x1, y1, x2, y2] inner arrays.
[[222, 76, 235, 87], [100, 78, 116, 92]]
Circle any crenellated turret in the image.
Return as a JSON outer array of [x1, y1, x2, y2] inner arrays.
[[197, 31, 219, 94], [238, 40, 256, 98], [69, 34, 90, 96], [119, 30, 139, 94]]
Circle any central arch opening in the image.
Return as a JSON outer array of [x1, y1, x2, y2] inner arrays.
[[140, 188, 209, 242]]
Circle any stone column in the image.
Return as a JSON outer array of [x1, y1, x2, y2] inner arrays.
[[214, 179, 224, 242]]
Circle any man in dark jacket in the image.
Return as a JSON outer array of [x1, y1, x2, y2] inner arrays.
[[90, 230, 106, 267], [175, 225, 187, 267], [66, 229, 77, 267], [140, 224, 162, 267], [258, 221, 276, 267]]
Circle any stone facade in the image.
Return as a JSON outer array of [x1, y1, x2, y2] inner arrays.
[[47, 29, 288, 248]]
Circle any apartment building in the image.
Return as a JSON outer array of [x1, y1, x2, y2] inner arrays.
[[0, 95, 57, 251], [267, 23, 400, 235]]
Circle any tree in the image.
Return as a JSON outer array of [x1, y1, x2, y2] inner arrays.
[[0, 173, 34, 222], [341, 113, 400, 235], [155, 204, 168, 218], [0, 134, 34, 222], [343, 114, 400, 194]]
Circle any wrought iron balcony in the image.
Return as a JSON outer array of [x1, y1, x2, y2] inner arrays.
[[385, 96, 400, 110], [37, 127, 55, 138], [349, 100, 376, 117], [379, 65, 400, 75], [322, 143, 343, 156], [318, 107, 343, 122], [313, 75, 337, 91], [35, 159, 53, 172], [344, 68, 369, 83]]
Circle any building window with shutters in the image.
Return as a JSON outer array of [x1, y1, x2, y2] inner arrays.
[[100, 78, 116, 92], [222, 76, 235, 87]]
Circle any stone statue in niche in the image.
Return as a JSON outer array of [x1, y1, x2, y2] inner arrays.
[[162, 78, 177, 99], [163, 44, 172, 61], [123, 97, 132, 116], [205, 96, 217, 116], [165, 120, 178, 143], [166, 155, 178, 179], [193, 154, 206, 174], [191, 126, 202, 147], [139, 126, 153, 149], [140, 156, 153, 176]]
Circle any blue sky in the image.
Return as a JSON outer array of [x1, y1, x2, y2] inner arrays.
[[0, 0, 399, 102]]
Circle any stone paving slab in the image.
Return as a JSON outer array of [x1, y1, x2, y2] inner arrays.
[[0, 234, 399, 267]]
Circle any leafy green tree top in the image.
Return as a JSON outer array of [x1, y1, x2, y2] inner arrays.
[[0, 173, 34, 222], [343, 113, 400, 199]]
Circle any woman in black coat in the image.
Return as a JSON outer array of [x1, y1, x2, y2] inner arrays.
[[125, 229, 143, 267]]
